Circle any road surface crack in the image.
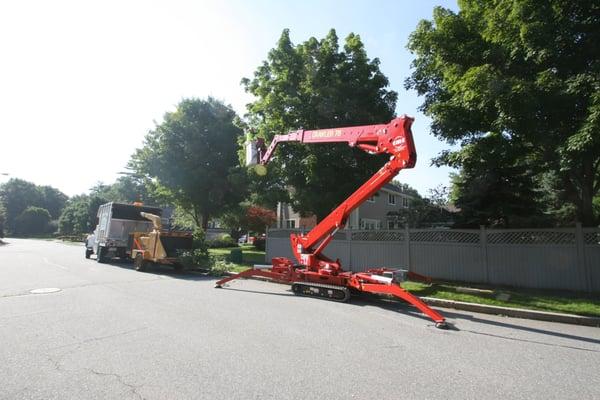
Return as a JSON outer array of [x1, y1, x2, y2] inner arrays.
[[48, 327, 148, 351], [86, 368, 145, 399]]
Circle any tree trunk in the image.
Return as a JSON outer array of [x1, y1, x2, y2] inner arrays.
[[580, 180, 596, 227], [578, 158, 597, 227]]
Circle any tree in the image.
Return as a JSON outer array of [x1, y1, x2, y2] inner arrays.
[[446, 132, 547, 227], [58, 195, 107, 235], [14, 207, 51, 235], [242, 29, 397, 221], [0, 178, 68, 233], [0, 179, 43, 233], [0, 203, 5, 238], [38, 186, 68, 219], [406, 1, 600, 226], [387, 182, 455, 228], [129, 97, 246, 229], [90, 175, 160, 205], [220, 204, 276, 237], [244, 205, 276, 234]]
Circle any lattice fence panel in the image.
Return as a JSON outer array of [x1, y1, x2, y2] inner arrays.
[[267, 230, 293, 238], [351, 230, 405, 241], [487, 231, 575, 245], [409, 230, 479, 244], [584, 231, 600, 245], [267, 230, 347, 239]]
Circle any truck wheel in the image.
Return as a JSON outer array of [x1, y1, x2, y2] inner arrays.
[[134, 254, 147, 272], [85, 249, 93, 259], [97, 247, 107, 264]]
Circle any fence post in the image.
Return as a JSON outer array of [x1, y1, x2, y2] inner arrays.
[[265, 228, 270, 262], [405, 225, 411, 271], [347, 229, 353, 270], [480, 225, 489, 284], [575, 222, 591, 292]]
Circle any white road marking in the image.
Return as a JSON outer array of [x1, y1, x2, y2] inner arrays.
[[30, 288, 62, 294], [43, 257, 68, 270]]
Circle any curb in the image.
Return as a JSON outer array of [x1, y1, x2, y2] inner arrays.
[[224, 272, 600, 328], [421, 297, 600, 328]]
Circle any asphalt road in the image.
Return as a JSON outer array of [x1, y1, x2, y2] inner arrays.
[[1, 238, 599, 400]]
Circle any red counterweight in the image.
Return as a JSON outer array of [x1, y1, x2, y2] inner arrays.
[[216, 116, 447, 328]]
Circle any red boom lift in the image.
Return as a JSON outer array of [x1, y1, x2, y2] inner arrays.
[[215, 116, 447, 328]]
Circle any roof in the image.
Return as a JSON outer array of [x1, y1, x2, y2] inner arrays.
[[381, 183, 411, 197]]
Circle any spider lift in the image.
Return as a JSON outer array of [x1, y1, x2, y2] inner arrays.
[[215, 116, 447, 328]]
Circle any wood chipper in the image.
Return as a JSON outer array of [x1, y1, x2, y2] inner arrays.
[[129, 212, 193, 272]]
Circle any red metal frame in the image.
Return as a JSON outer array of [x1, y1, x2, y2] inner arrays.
[[216, 116, 446, 328]]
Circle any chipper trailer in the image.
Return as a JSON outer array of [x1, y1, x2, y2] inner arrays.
[[215, 116, 447, 328], [129, 212, 192, 272]]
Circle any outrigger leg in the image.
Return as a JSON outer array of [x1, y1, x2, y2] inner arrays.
[[359, 283, 447, 329]]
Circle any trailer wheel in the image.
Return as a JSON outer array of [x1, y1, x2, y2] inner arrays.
[[134, 253, 147, 272], [85, 249, 93, 259], [97, 247, 108, 264]]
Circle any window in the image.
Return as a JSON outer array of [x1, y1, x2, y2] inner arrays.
[[388, 194, 396, 205], [388, 220, 395, 229], [360, 218, 380, 230], [402, 197, 409, 208], [285, 219, 296, 229]]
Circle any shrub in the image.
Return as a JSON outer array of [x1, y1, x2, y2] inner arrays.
[[15, 207, 51, 235], [209, 259, 236, 276], [254, 237, 266, 251], [176, 249, 213, 269], [207, 233, 238, 248]]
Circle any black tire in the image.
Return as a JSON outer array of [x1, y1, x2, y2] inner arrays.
[[97, 247, 108, 264], [85, 249, 93, 259], [134, 253, 147, 272]]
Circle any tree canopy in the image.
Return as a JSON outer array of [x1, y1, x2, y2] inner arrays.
[[58, 195, 107, 235], [242, 29, 398, 220], [14, 206, 52, 235], [0, 178, 67, 233], [90, 175, 160, 205], [406, 0, 600, 226], [129, 97, 246, 229]]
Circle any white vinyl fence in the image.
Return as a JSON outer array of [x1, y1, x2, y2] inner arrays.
[[266, 225, 600, 293]]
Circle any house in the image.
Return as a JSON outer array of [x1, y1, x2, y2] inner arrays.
[[276, 183, 412, 230]]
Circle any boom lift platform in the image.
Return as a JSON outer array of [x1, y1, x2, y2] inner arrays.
[[215, 116, 447, 328]]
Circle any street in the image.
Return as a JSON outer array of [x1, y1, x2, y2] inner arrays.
[[1, 238, 599, 400]]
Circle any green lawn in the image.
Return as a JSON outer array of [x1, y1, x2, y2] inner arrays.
[[402, 281, 600, 317], [208, 245, 266, 272]]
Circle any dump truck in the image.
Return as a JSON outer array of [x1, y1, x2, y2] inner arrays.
[[87, 202, 192, 271], [89, 202, 161, 263]]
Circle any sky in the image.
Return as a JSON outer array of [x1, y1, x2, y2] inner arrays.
[[0, 0, 458, 197]]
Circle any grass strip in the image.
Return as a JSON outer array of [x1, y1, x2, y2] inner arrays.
[[402, 281, 600, 317]]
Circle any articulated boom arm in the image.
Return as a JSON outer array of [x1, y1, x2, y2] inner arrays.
[[219, 115, 448, 328], [258, 116, 416, 273]]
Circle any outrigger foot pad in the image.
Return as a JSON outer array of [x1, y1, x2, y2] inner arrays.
[[435, 322, 448, 329]]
